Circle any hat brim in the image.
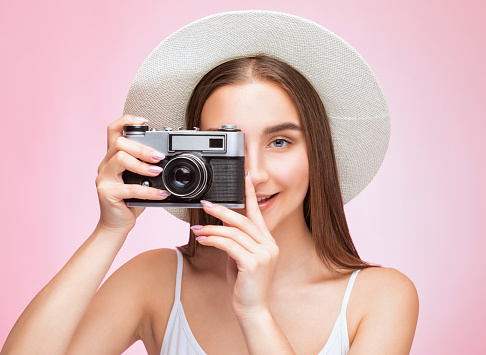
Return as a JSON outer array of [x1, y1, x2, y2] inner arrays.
[[124, 10, 390, 223]]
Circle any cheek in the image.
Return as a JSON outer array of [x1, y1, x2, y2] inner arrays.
[[291, 156, 310, 194], [271, 150, 309, 193]]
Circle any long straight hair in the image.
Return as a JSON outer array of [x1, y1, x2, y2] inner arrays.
[[179, 55, 373, 270]]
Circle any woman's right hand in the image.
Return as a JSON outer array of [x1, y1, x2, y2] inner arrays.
[[95, 114, 170, 235]]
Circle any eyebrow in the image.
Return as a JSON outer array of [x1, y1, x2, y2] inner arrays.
[[204, 122, 303, 134], [262, 122, 302, 135]]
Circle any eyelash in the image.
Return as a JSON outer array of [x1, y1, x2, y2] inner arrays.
[[268, 138, 291, 148]]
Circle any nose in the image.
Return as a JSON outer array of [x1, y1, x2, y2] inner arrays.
[[245, 146, 269, 187]]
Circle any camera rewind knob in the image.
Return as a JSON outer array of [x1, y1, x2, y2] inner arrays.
[[218, 124, 240, 132]]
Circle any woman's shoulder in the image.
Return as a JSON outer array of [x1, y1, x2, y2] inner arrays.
[[126, 247, 178, 271], [102, 248, 179, 310], [111, 248, 178, 283], [352, 266, 419, 314], [347, 266, 419, 348], [356, 266, 418, 305], [119, 247, 179, 294], [111, 248, 179, 349]]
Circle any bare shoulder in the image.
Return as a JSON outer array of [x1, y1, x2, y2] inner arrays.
[[118, 247, 178, 280], [103, 248, 177, 295], [356, 267, 419, 310], [348, 267, 419, 354], [350, 267, 419, 323], [115, 248, 178, 309], [123, 248, 179, 350]]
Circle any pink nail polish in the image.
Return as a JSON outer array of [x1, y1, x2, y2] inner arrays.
[[151, 151, 165, 160], [247, 171, 252, 183], [190, 225, 203, 230], [149, 166, 163, 174], [196, 236, 207, 241], [200, 200, 214, 208], [159, 190, 171, 197], [135, 117, 149, 123]]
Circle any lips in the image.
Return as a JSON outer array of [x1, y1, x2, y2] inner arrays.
[[257, 194, 276, 203], [256, 193, 278, 210]]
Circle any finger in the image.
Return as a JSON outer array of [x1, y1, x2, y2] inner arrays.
[[99, 150, 163, 182], [244, 172, 270, 236], [97, 182, 170, 202], [200, 201, 270, 245], [98, 136, 165, 174], [191, 225, 259, 253], [195, 235, 255, 268], [199, 174, 274, 242], [107, 114, 149, 150]]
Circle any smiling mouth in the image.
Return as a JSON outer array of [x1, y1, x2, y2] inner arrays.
[[257, 193, 278, 203]]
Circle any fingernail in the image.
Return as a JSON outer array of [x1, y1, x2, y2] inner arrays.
[[190, 225, 203, 230], [247, 171, 252, 183], [200, 200, 214, 208], [151, 151, 165, 160], [134, 117, 149, 123], [196, 236, 207, 241], [159, 190, 170, 197], [149, 166, 163, 174]]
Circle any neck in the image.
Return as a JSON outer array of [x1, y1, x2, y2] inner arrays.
[[269, 210, 326, 285], [193, 210, 328, 285]]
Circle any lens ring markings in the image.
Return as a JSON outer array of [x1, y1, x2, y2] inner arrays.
[[162, 153, 210, 198]]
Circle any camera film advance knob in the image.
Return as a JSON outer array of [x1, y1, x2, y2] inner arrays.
[[124, 125, 149, 135]]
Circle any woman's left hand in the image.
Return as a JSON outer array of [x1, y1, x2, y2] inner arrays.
[[191, 173, 279, 321]]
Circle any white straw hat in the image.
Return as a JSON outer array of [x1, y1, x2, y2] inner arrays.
[[123, 10, 390, 222]]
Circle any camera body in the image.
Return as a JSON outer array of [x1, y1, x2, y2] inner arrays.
[[122, 124, 245, 208]]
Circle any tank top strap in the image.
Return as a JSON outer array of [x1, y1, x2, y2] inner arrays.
[[340, 269, 360, 314], [173, 248, 184, 301]]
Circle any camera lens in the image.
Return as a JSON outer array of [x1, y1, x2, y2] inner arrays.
[[174, 167, 191, 186], [162, 153, 211, 198]]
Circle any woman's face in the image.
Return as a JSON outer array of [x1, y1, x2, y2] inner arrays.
[[200, 81, 310, 233]]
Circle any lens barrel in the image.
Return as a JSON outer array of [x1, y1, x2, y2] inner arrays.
[[162, 153, 211, 198]]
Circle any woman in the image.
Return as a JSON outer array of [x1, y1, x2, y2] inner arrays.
[[2, 12, 418, 355]]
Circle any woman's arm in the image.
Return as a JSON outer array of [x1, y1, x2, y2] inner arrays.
[[2, 115, 170, 354], [66, 248, 177, 355], [236, 308, 295, 354], [2, 226, 128, 354], [192, 174, 296, 354]]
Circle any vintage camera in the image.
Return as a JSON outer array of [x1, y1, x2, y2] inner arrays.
[[122, 124, 245, 208]]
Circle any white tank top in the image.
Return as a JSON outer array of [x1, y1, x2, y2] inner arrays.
[[160, 248, 360, 355]]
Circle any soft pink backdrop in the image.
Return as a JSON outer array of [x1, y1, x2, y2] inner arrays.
[[1, 0, 485, 353]]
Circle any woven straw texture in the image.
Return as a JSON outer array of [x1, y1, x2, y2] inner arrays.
[[123, 11, 390, 222]]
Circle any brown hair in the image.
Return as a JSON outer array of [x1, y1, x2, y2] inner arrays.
[[179, 55, 373, 271]]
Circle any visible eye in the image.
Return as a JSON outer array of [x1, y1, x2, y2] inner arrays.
[[268, 138, 290, 148]]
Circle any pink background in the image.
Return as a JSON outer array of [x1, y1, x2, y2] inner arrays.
[[1, 0, 485, 353]]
